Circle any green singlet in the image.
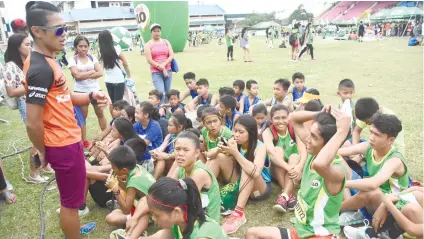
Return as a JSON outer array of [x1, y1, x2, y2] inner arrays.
[[178, 161, 221, 223], [201, 126, 232, 151], [365, 146, 409, 194], [294, 155, 345, 238], [171, 216, 228, 239]]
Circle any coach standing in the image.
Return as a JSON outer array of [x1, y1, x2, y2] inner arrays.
[[24, 2, 109, 238]]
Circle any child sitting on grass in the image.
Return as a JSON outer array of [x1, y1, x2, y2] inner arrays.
[[179, 72, 198, 102], [165, 89, 185, 115], [288, 72, 307, 102], [148, 89, 166, 118], [233, 79, 245, 110], [265, 78, 293, 112], [219, 95, 240, 130], [262, 105, 307, 213], [239, 79, 260, 114], [252, 103, 268, 139], [245, 107, 350, 239], [216, 87, 235, 110], [352, 97, 405, 155], [339, 114, 409, 217], [120, 105, 135, 123], [88, 100, 130, 163], [187, 78, 218, 111], [105, 145, 156, 234]]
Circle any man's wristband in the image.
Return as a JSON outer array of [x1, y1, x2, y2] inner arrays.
[[89, 92, 97, 104]]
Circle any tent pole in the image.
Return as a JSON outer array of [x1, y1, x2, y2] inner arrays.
[[401, 1, 419, 37]]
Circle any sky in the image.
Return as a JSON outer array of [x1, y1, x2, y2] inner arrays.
[[1, 0, 332, 22]]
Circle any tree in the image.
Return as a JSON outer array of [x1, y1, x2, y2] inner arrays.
[[239, 12, 277, 27], [288, 4, 314, 23]]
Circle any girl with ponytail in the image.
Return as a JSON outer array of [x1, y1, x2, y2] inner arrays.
[[151, 112, 192, 179], [134, 101, 164, 170], [144, 177, 228, 239]]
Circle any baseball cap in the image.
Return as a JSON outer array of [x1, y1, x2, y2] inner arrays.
[[11, 18, 27, 32], [298, 92, 320, 104], [150, 23, 161, 32]]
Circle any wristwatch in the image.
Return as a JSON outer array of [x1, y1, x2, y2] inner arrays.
[[113, 189, 120, 196], [89, 92, 98, 104]]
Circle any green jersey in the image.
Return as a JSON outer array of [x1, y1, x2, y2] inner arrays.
[[226, 35, 233, 47], [178, 161, 221, 223], [126, 165, 156, 203], [294, 155, 345, 238], [171, 216, 228, 239], [365, 146, 409, 194], [275, 130, 298, 162], [201, 126, 232, 151]]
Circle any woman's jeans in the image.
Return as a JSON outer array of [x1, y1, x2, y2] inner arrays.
[[152, 70, 172, 103], [105, 82, 125, 103]]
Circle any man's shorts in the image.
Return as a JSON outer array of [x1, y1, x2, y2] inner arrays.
[[278, 228, 339, 239], [358, 32, 364, 37], [45, 142, 86, 208]]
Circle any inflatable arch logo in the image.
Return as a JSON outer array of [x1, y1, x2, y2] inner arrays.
[[133, 1, 189, 53]]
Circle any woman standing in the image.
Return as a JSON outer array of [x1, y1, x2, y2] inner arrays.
[[68, 35, 106, 148], [240, 27, 252, 62], [298, 23, 315, 61], [226, 28, 234, 61], [145, 23, 174, 103], [98, 30, 132, 104], [289, 23, 300, 61], [4, 33, 49, 183]]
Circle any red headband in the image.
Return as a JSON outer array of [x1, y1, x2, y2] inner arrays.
[[148, 195, 188, 222]]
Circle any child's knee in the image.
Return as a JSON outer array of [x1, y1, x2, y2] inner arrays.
[[105, 212, 117, 225], [402, 203, 423, 224], [245, 227, 262, 238]]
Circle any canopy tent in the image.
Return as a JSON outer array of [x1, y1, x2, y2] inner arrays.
[[371, 6, 423, 20], [250, 21, 281, 30]]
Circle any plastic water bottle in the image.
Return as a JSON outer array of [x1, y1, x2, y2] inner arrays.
[[341, 99, 353, 131]]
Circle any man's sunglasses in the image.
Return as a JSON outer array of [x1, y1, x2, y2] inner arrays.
[[37, 25, 69, 36]]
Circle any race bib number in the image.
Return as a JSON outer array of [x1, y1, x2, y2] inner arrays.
[[294, 196, 308, 224], [135, 4, 150, 31]]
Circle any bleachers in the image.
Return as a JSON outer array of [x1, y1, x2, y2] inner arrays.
[[321, 1, 355, 21], [371, 1, 398, 13], [338, 1, 375, 20]]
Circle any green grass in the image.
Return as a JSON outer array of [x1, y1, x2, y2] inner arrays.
[[0, 37, 422, 239]]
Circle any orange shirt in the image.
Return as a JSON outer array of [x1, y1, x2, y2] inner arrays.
[[24, 52, 81, 147]]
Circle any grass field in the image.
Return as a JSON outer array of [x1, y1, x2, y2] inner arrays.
[[0, 37, 422, 239]]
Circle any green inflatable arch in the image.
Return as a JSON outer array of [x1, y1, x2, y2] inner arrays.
[[133, 1, 189, 53]]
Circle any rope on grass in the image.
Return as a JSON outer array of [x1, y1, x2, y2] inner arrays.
[[0, 138, 36, 184]]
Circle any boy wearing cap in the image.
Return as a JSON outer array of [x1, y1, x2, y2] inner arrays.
[[11, 18, 28, 35]]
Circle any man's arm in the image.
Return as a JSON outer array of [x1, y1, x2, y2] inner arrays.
[[338, 142, 368, 157], [312, 109, 350, 195], [119, 52, 132, 79], [289, 110, 319, 145], [26, 104, 46, 154], [238, 96, 245, 114], [188, 96, 199, 111], [346, 158, 403, 192], [210, 94, 218, 107], [179, 89, 190, 103]]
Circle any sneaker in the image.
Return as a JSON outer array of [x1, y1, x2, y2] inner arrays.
[[287, 194, 297, 210], [221, 211, 247, 235], [339, 210, 365, 226], [273, 195, 288, 213], [29, 174, 49, 184], [56, 206, 90, 217], [106, 200, 120, 211], [80, 222, 96, 235], [344, 224, 377, 239]]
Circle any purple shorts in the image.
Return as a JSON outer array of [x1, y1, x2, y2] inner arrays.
[[45, 142, 86, 208]]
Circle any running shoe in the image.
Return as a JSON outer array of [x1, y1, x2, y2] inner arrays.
[[222, 211, 247, 235], [56, 206, 90, 217], [339, 210, 366, 226], [287, 194, 298, 210], [273, 195, 288, 213]]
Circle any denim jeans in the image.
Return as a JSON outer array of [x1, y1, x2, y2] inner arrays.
[[151, 70, 172, 103]]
